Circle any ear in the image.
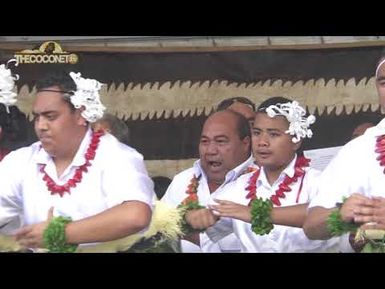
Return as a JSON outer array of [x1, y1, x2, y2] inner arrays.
[[75, 107, 88, 127], [241, 135, 251, 152], [292, 139, 303, 152]]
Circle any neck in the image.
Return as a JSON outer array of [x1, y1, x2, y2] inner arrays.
[[207, 180, 223, 193], [53, 128, 88, 177]]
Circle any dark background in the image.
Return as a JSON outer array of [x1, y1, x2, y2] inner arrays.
[[3, 46, 384, 159]]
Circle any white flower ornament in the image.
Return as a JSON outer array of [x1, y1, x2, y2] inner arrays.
[[0, 59, 19, 113], [69, 72, 106, 123], [265, 101, 316, 143]]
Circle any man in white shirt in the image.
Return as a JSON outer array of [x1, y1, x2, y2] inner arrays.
[[162, 109, 255, 252], [0, 70, 155, 251], [303, 56, 385, 250]]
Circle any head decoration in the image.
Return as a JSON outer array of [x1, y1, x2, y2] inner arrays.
[[0, 59, 19, 113], [375, 58, 385, 79], [264, 100, 316, 143], [68, 72, 106, 123]]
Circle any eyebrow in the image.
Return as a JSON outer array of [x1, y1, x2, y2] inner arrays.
[[32, 110, 57, 117]]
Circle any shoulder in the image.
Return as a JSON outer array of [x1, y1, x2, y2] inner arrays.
[[98, 134, 144, 161], [170, 167, 196, 184], [0, 142, 40, 165]]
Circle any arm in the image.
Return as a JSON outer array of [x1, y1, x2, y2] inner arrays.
[[15, 201, 152, 248], [303, 193, 375, 240], [211, 199, 308, 227]]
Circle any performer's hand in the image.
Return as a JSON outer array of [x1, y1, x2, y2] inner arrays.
[[210, 199, 251, 223], [14, 207, 54, 248], [185, 208, 218, 230], [360, 197, 385, 230], [340, 193, 374, 224]]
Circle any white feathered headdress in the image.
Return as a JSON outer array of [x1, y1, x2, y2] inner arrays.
[[265, 101, 316, 143], [0, 59, 19, 113], [69, 72, 106, 123]]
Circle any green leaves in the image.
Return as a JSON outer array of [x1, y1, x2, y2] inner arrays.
[[43, 216, 78, 253], [177, 202, 206, 236], [326, 209, 358, 237], [250, 198, 274, 235]]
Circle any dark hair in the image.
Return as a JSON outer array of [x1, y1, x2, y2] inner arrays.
[[0, 104, 30, 150], [217, 96, 255, 112], [98, 113, 130, 144], [152, 176, 172, 199], [257, 96, 293, 112], [35, 71, 77, 111]]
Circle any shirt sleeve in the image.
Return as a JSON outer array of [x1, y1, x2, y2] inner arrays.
[[309, 142, 366, 209], [0, 150, 25, 233], [101, 146, 155, 209]]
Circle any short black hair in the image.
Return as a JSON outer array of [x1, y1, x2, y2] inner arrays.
[[257, 96, 293, 112], [35, 70, 77, 111], [217, 96, 255, 112]]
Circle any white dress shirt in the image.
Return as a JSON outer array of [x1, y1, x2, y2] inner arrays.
[[0, 128, 155, 240], [310, 118, 385, 209], [307, 119, 385, 252], [207, 155, 341, 252], [162, 156, 255, 253]]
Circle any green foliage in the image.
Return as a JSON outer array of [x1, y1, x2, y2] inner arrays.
[[250, 197, 274, 235], [43, 216, 78, 253], [177, 202, 206, 236], [326, 209, 358, 237]]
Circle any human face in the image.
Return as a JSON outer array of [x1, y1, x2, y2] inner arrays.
[[199, 111, 250, 184], [32, 86, 85, 158], [252, 112, 300, 173], [376, 60, 385, 111], [228, 102, 256, 127]]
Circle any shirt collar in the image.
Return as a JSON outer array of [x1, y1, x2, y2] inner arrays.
[[370, 117, 385, 137], [258, 154, 298, 186], [193, 154, 255, 185]]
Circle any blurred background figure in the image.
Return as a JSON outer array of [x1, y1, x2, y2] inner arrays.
[[0, 104, 30, 161], [216, 96, 256, 126], [152, 176, 172, 200], [92, 112, 130, 144], [351, 121, 375, 140]]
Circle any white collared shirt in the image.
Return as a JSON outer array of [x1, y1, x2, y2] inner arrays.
[[0, 128, 155, 236], [309, 118, 385, 209], [162, 155, 256, 253], [207, 155, 341, 252]]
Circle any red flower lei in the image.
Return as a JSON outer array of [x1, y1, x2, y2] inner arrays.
[[181, 174, 201, 206], [245, 156, 310, 206], [375, 134, 385, 173], [40, 130, 104, 197], [180, 166, 258, 206]]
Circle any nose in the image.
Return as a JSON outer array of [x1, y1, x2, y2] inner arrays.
[[257, 133, 269, 147], [206, 141, 219, 154], [35, 116, 48, 131]]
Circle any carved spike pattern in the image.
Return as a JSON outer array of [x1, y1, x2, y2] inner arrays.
[[16, 77, 378, 120]]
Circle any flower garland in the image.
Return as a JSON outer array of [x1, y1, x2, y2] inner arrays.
[[245, 156, 310, 235], [245, 156, 310, 206], [40, 130, 104, 197]]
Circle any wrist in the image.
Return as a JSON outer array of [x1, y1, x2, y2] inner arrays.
[[326, 206, 359, 237], [43, 216, 78, 253]]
